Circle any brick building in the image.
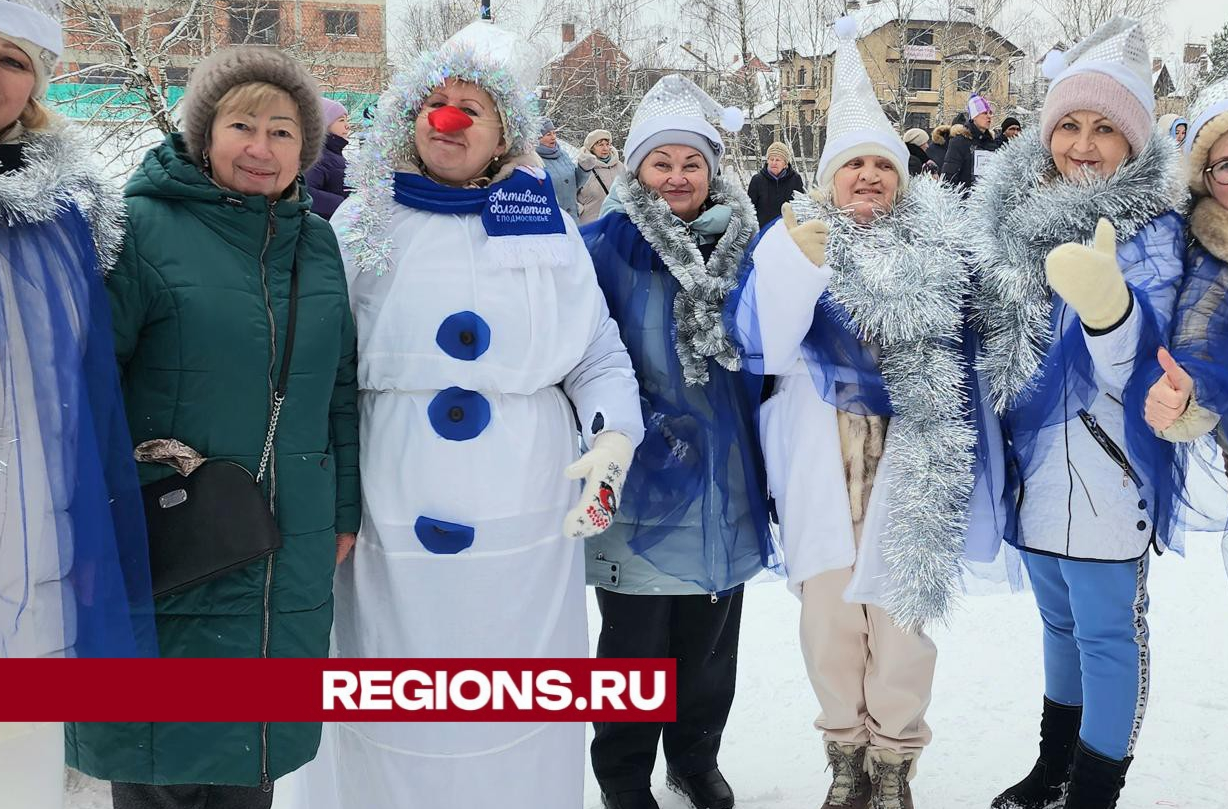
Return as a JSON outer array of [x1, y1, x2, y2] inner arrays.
[[543, 26, 631, 101], [58, 0, 387, 98]]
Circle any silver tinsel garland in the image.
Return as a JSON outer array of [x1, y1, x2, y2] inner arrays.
[[790, 175, 976, 630], [616, 173, 757, 386], [0, 122, 125, 276], [968, 128, 1188, 413], [338, 44, 540, 278]]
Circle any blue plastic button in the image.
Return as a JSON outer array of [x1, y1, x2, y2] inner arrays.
[[414, 516, 475, 554], [428, 387, 491, 441], [436, 311, 491, 361]]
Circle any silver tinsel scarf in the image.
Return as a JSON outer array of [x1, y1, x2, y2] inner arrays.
[[968, 128, 1188, 413], [790, 174, 976, 630], [617, 173, 756, 386], [0, 122, 125, 276]]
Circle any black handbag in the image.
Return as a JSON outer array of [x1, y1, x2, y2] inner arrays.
[[142, 266, 299, 598]]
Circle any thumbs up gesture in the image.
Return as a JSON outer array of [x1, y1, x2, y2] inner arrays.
[[1145, 347, 1195, 431], [781, 201, 830, 268], [1045, 218, 1131, 330]]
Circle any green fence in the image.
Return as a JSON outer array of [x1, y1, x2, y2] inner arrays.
[[46, 83, 379, 122]]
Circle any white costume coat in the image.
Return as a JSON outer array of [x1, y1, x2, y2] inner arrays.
[[294, 200, 643, 809]]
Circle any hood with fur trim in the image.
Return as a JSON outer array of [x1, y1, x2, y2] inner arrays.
[[930, 125, 950, 146], [1191, 196, 1228, 263], [1188, 110, 1228, 197]]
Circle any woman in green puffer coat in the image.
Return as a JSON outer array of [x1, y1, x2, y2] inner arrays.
[[65, 46, 360, 809]]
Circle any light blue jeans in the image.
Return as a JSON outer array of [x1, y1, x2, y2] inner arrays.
[[1021, 552, 1150, 761]]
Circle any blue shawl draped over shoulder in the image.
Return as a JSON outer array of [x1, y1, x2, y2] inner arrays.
[[0, 129, 155, 658], [581, 209, 773, 594]]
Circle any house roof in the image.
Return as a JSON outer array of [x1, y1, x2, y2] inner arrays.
[[783, 1, 1021, 60], [546, 29, 627, 65], [634, 34, 720, 72]]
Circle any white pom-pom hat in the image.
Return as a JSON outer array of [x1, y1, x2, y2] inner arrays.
[[624, 73, 745, 180], [815, 16, 911, 192]]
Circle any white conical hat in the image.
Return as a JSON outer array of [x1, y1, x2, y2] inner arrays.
[[0, 0, 63, 96], [623, 74, 746, 179], [1042, 17, 1153, 115], [816, 17, 910, 190]]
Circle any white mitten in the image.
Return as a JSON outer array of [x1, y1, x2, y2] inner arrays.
[[562, 432, 635, 539]]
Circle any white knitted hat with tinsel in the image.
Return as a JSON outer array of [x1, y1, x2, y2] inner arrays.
[[816, 16, 910, 191], [339, 20, 546, 277], [0, 0, 63, 97]]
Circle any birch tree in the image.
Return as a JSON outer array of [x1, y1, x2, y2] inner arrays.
[[57, 0, 344, 175]]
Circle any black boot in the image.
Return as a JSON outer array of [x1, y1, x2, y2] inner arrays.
[[990, 698, 1082, 809], [601, 788, 661, 809], [1063, 741, 1132, 809], [666, 768, 735, 809]]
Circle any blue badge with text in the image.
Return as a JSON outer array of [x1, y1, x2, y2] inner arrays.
[[482, 168, 567, 237]]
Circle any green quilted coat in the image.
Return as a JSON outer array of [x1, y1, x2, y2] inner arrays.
[[66, 134, 360, 787]]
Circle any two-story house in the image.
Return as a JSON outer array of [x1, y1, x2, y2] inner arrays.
[[775, 0, 1021, 142]]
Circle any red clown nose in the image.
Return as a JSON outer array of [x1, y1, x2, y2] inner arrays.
[[427, 106, 474, 133]]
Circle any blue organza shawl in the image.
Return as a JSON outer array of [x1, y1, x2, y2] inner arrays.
[[1001, 213, 1185, 552], [0, 205, 156, 658], [582, 212, 774, 594]]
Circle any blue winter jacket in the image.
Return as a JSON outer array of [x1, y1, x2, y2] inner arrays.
[[537, 146, 587, 220]]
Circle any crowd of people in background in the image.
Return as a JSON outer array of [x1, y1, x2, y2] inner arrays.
[[6, 2, 1228, 809]]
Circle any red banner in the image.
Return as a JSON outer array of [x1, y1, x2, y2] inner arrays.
[[0, 658, 676, 722]]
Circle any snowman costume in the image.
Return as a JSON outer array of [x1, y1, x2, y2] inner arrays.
[[289, 21, 643, 809]]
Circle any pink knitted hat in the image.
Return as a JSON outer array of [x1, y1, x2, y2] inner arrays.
[[1040, 72, 1152, 155], [1039, 17, 1154, 157]]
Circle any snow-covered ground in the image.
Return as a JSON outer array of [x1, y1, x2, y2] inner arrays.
[[66, 532, 1227, 809]]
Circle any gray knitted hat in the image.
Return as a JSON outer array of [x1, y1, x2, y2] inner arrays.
[[180, 45, 324, 174]]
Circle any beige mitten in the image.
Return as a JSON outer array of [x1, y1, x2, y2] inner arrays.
[[1158, 398, 1221, 442], [781, 202, 830, 268], [562, 432, 635, 539], [1044, 218, 1131, 330]]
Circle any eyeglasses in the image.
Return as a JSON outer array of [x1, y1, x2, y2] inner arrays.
[[1205, 158, 1228, 187]]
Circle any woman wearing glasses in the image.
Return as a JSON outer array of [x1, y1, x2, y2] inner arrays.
[[1145, 77, 1228, 473]]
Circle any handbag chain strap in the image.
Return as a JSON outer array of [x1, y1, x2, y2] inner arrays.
[[255, 261, 300, 484]]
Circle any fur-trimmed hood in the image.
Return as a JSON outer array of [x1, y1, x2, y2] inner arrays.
[[0, 120, 124, 275], [611, 172, 757, 386], [1187, 109, 1228, 196], [968, 127, 1188, 411], [1191, 196, 1228, 263], [930, 125, 950, 146]]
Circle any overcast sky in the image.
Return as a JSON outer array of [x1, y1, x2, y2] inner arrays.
[[386, 0, 1228, 65], [1159, 0, 1227, 56]]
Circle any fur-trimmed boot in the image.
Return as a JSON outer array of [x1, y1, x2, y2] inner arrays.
[[1063, 741, 1132, 809], [991, 698, 1083, 809], [866, 747, 915, 809], [821, 742, 870, 809]]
